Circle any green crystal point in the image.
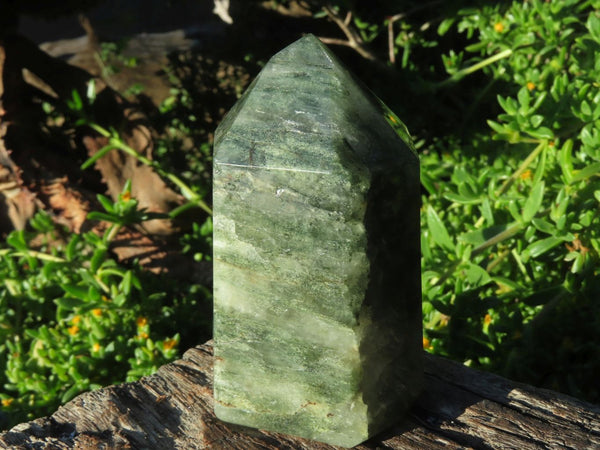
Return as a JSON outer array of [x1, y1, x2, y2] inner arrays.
[[213, 34, 422, 448]]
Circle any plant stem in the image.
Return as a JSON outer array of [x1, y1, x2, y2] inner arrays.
[[0, 249, 65, 262], [87, 123, 213, 216], [472, 222, 522, 256], [437, 49, 513, 88], [496, 141, 546, 196]]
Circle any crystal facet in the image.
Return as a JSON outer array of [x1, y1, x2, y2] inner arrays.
[[212, 34, 422, 448]]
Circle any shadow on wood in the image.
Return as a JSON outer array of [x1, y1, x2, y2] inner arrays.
[[1, 341, 599, 449]]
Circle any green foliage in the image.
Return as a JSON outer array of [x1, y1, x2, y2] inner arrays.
[[418, 0, 600, 402], [4, 0, 600, 428], [0, 81, 213, 428], [0, 203, 191, 427]]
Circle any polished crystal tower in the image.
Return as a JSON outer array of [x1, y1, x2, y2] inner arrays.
[[212, 34, 422, 448]]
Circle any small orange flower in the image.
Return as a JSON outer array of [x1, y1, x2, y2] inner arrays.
[[138, 332, 149, 340], [494, 22, 504, 33], [520, 169, 532, 180], [1, 398, 14, 407], [92, 308, 102, 317], [92, 343, 101, 352], [120, 191, 132, 202], [526, 81, 536, 91], [136, 317, 148, 327], [423, 337, 433, 350], [484, 313, 493, 325], [71, 315, 81, 325], [163, 338, 177, 351], [68, 325, 80, 336]]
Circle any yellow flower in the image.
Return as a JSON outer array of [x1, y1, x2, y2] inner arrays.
[[136, 317, 148, 327], [484, 313, 493, 325], [138, 332, 149, 340], [494, 22, 504, 33], [526, 81, 536, 91], [102, 296, 111, 302], [71, 315, 81, 325], [1, 398, 14, 407], [92, 343, 101, 353], [163, 338, 177, 351], [68, 325, 80, 336], [520, 169, 532, 180], [422, 337, 433, 350], [120, 191, 132, 202], [92, 308, 102, 317]]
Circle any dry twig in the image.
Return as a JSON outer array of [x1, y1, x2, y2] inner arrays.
[[318, 5, 378, 62]]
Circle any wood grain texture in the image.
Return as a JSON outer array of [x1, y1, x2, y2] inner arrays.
[[1, 341, 599, 449]]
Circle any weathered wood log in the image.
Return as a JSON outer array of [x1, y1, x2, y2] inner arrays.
[[1, 340, 599, 449]]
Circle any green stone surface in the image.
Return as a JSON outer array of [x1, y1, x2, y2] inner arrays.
[[212, 34, 422, 448]]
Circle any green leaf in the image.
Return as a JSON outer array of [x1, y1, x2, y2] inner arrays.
[[443, 192, 481, 204], [90, 321, 107, 339], [487, 120, 508, 134], [113, 293, 127, 307], [42, 261, 61, 279], [121, 271, 132, 295], [61, 384, 81, 404], [6, 231, 28, 251], [530, 115, 544, 128], [532, 144, 547, 185], [531, 218, 555, 235], [524, 236, 563, 259], [559, 139, 574, 183], [570, 162, 600, 183], [61, 284, 89, 300], [97, 194, 115, 213], [87, 285, 101, 302], [426, 205, 455, 251], [462, 263, 491, 286], [69, 89, 83, 111], [55, 297, 86, 310], [438, 17, 455, 35], [87, 211, 120, 223], [571, 252, 585, 273], [81, 145, 116, 170], [497, 95, 517, 114], [90, 248, 107, 273], [508, 200, 522, 222], [522, 181, 545, 223], [459, 224, 514, 246], [581, 100, 592, 117], [492, 276, 521, 292], [25, 329, 41, 339], [587, 12, 600, 42], [420, 172, 438, 195], [531, 91, 547, 111], [86, 79, 96, 104], [517, 87, 530, 111], [526, 127, 553, 139], [66, 234, 81, 261]]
